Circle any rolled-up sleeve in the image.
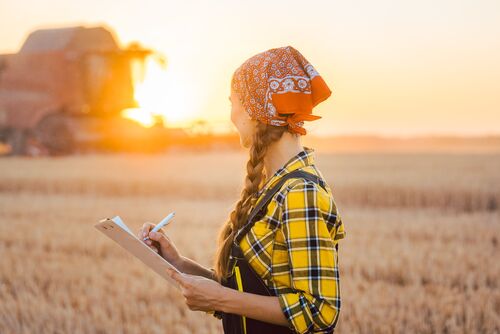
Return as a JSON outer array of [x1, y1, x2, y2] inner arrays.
[[277, 180, 342, 333]]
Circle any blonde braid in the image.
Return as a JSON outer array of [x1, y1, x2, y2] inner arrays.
[[213, 121, 287, 282]]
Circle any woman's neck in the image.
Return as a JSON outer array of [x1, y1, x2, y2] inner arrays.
[[263, 132, 304, 182]]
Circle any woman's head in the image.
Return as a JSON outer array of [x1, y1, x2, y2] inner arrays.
[[213, 45, 332, 282]]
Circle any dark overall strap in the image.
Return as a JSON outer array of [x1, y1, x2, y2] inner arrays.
[[234, 169, 327, 245]]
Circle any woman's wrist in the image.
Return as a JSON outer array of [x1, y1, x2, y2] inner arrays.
[[171, 255, 186, 271], [174, 255, 216, 281], [214, 286, 238, 313]]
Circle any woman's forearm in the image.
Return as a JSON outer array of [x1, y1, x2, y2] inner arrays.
[[215, 286, 290, 328], [175, 256, 216, 281], [173, 257, 290, 327]]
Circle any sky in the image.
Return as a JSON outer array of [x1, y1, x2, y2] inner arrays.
[[1, 0, 499, 137]]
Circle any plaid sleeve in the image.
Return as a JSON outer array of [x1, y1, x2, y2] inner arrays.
[[277, 179, 342, 334]]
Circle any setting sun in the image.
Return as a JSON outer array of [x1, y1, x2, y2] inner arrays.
[[122, 55, 199, 128]]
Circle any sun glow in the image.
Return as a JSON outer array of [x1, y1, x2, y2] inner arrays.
[[122, 56, 197, 128]]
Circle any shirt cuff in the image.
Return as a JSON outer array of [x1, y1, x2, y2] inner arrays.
[[278, 292, 308, 333], [278, 291, 340, 334]]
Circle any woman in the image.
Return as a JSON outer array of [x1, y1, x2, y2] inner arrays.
[[138, 45, 346, 334]]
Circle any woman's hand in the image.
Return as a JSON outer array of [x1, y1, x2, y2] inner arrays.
[[137, 222, 184, 269], [166, 267, 226, 312]]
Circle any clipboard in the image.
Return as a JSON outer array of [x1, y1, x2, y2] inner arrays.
[[94, 216, 182, 290]]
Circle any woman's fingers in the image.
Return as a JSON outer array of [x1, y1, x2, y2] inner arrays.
[[148, 231, 169, 249], [139, 222, 151, 238], [165, 272, 221, 312], [166, 268, 188, 287], [137, 223, 160, 253]]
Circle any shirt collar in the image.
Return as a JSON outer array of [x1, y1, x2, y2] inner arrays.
[[255, 145, 316, 197]]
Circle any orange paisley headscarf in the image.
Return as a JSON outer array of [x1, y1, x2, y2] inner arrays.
[[231, 45, 332, 135]]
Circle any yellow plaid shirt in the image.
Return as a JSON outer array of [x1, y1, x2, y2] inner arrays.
[[237, 146, 346, 333]]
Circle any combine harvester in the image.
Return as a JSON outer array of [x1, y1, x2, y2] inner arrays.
[[0, 25, 188, 156]]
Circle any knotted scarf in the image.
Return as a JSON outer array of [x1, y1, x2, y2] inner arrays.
[[231, 45, 332, 135]]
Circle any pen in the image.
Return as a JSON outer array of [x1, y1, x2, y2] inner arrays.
[[143, 212, 176, 241]]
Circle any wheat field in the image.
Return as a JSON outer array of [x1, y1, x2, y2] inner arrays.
[[0, 150, 499, 333]]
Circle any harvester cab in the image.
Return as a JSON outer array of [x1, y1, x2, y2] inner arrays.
[[0, 25, 169, 155]]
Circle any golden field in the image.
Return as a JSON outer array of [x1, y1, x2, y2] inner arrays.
[[0, 149, 499, 333]]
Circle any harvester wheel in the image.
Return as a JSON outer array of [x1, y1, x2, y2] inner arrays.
[[35, 114, 75, 155], [6, 128, 27, 155]]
